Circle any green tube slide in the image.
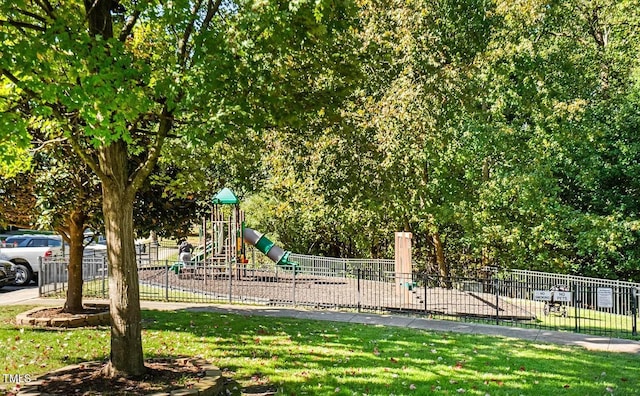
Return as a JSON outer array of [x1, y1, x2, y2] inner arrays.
[[243, 227, 297, 268]]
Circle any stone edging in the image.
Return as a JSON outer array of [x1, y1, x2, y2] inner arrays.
[[16, 358, 224, 396], [15, 304, 110, 328]]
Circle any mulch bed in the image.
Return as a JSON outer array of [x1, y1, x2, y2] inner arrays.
[[18, 359, 205, 395], [26, 305, 108, 318]]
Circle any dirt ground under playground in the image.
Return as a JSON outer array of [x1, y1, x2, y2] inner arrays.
[[137, 267, 536, 320]]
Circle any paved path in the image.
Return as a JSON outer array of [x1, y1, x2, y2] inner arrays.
[[4, 287, 640, 354], [0, 285, 40, 304]]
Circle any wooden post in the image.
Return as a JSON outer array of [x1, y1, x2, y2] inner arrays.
[[395, 232, 413, 306]]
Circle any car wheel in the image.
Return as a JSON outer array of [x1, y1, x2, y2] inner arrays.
[[13, 264, 32, 286]]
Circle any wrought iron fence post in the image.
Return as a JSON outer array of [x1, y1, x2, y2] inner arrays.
[[357, 268, 361, 313], [38, 257, 43, 296], [424, 274, 428, 315], [573, 283, 579, 333], [293, 266, 296, 306], [203, 260, 208, 287], [101, 256, 107, 298], [494, 276, 499, 325], [228, 260, 232, 304], [52, 257, 57, 292], [54, 257, 59, 293], [632, 287, 638, 337], [165, 260, 169, 301]]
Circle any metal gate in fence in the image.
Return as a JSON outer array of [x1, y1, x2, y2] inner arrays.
[[38, 254, 640, 340]]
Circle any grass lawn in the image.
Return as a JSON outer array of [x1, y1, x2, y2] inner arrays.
[[1, 305, 639, 395]]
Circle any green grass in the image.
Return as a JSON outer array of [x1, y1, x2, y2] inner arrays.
[[468, 299, 640, 339], [534, 306, 636, 335], [1, 306, 640, 395]]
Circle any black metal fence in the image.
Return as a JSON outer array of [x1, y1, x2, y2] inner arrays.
[[38, 253, 640, 339]]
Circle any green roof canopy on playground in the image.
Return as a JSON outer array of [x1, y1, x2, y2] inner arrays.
[[211, 187, 239, 205]]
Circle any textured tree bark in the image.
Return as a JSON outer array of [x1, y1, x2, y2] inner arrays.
[[84, 0, 113, 38], [99, 141, 145, 377], [432, 232, 448, 279], [63, 210, 87, 313], [482, 158, 491, 269]]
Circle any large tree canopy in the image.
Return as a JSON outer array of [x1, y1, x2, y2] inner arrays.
[[244, 0, 640, 281], [1, 0, 360, 377]]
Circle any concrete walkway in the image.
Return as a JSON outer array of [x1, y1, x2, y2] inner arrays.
[[6, 287, 640, 355]]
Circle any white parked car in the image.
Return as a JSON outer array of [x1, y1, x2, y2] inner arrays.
[[0, 235, 61, 286]]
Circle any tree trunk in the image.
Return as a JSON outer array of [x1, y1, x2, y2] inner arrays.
[[481, 159, 491, 270], [63, 210, 87, 313], [433, 232, 449, 279], [80, 3, 144, 376], [99, 141, 145, 377]]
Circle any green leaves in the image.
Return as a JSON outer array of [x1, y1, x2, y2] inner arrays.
[[243, 0, 640, 280]]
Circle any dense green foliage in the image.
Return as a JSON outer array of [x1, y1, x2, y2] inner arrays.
[[1, 0, 362, 376], [239, 0, 640, 281], [2, 0, 640, 284]]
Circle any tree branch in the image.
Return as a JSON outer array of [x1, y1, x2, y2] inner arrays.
[[55, 225, 71, 245], [1, 69, 39, 98], [84, 0, 101, 21], [33, 0, 56, 20], [128, 106, 172, 196], [66, 132, 107, 182], [178, 0, 204, 69], [31, 137, 69, 153], [12, 8, 48, 24], [118, 9, 141, 41], [0, 19, 46, 32], [202, 0, 224, 31], [3, 67, 105, 185], [547, 30, 589, 46]]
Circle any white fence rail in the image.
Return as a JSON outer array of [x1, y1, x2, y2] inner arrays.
[[288, 253, 394, 277], [503, 269, 640, 316]]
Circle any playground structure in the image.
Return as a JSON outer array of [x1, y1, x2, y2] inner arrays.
[[162, 187, 531, 321], [192, 188, 412, 284], [187, 188, 414, 290], [193, 188, 298, 269]]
